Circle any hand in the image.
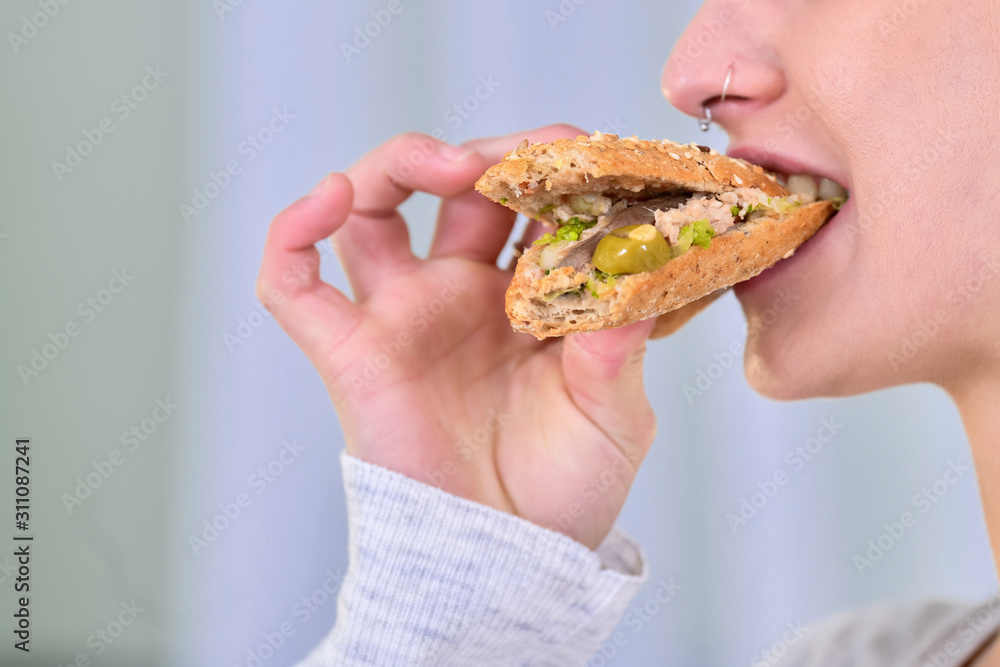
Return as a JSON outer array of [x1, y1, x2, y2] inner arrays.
[[256, 125, 658, 549]]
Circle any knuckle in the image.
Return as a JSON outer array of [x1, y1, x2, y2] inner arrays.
[[388, 131, 435, 154], [551, 123, 586, 138]]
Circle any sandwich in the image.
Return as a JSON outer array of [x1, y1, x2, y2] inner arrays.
[[475, 132, 843, 339]]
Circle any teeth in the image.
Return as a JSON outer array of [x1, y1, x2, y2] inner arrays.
[[787, 174, 819, 198], [784, 174, 848, 202], [818, 178, 847, 200]]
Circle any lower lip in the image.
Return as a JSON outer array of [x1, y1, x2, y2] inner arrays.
[[734, 198, 855, 296]]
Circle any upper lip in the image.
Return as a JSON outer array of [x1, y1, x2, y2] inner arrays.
[[727, 145, 850, 192]]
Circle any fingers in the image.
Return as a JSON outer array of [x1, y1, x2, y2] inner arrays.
[[461, 124, 587, 166], [561, 318, 659, 461], [429, 190, 516, 264], [336, 133, 490, 299], [431, 124, 585, 264], [256, 174, 364, 362]]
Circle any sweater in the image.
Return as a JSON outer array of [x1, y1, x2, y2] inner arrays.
[[295, 454, 1000, 666]]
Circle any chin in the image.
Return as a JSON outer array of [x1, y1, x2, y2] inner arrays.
[[739, 312, 897, 400], [740, 319, 838, 401], [741, 330, 847, 401], [733, 199, 889, 400]]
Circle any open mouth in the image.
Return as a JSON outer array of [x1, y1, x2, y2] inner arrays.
[[726, 148, 851, 205], [772, 172, 848, 202], [730, 170, 854, 296]]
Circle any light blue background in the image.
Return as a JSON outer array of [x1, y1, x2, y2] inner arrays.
[[1, 1, 994, 666]]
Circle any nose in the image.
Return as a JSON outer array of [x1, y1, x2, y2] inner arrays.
[[662, 2, 786, 131]]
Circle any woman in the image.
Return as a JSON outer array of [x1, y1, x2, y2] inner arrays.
[[256, 0, 1000, 664]]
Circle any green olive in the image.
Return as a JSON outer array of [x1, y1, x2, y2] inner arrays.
[[592, 224, 671, 275]]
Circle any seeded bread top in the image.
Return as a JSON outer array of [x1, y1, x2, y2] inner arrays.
[[475, 131, 787, 220]]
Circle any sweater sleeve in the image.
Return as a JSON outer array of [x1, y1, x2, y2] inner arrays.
[[295, 452, 649, 667]]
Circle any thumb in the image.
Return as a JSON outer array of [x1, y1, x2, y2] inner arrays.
[[561, 318, 658, 461]]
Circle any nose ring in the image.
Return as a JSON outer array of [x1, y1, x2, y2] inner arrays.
[[700, 64, 734, 132]]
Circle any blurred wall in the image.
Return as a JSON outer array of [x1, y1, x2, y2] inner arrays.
[[2, 1, 995, 666], [0, 1, 194, 665]]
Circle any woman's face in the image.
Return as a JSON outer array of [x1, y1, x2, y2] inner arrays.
[[663, 0, 1000, 399]]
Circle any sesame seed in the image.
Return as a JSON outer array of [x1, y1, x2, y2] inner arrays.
[[669, 153, 681, 160], [683, 151, 693, 159], [734, 175, 744, 185]]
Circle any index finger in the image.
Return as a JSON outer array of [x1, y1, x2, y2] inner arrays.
[[460, 123, 587, 165], [429, 124, 587, 263], [334, 134, 492, 298]]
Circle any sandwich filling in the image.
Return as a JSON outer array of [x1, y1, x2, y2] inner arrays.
[[532, 189, 820, 301]]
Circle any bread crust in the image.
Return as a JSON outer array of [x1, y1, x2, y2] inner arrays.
[[475, 132, 834, 339], [475, 132, 787, 221], [505, 201, 835, 339]]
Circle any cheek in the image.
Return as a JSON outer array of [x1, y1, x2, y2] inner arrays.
[[739, 174, 989, 399], [736, 1, 997, 397]]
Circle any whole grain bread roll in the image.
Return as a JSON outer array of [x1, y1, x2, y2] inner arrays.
[[475, 132, 836, 339]]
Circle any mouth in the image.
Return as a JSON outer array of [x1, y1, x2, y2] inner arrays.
[[726, 147, 854, 293], [728, 147, 851, 202]]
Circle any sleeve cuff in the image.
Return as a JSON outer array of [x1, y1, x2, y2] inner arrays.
[[298, 452, 648, 666]]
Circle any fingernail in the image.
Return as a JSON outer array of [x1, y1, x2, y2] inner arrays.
[[438, 143, 476, 163], [310, 174, 333, 196]]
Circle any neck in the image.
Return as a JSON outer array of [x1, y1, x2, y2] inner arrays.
[[950, 373, 1000, 582]]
